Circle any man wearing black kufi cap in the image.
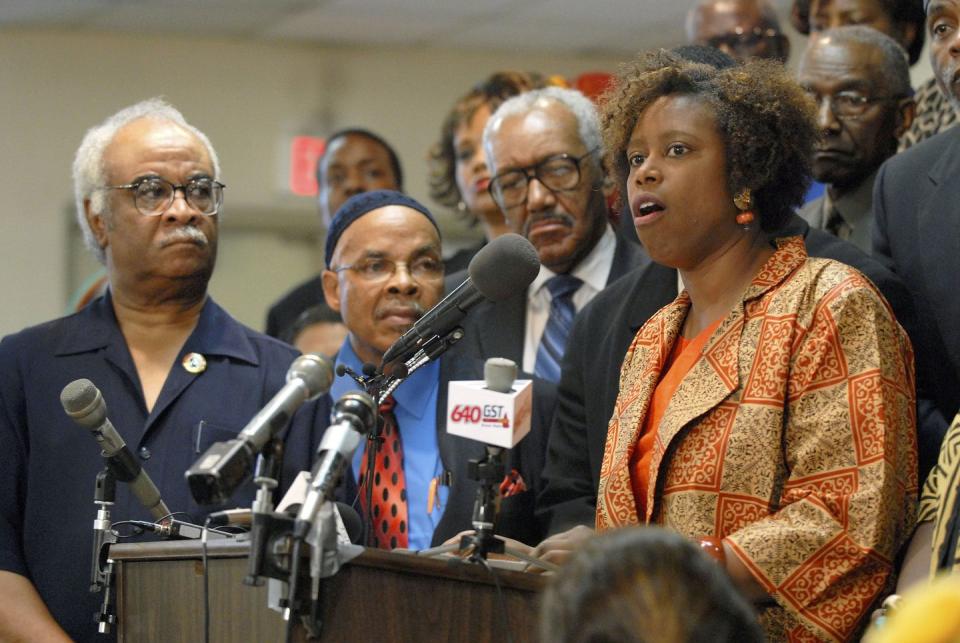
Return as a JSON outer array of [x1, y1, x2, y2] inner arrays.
[[321, 190, 553, 549]]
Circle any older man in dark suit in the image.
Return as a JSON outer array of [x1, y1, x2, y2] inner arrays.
[[872, 0, 960, 478], [455, 87, 645, 382]]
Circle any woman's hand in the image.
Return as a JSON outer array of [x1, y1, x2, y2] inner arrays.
[[528, 525, 595, 572]]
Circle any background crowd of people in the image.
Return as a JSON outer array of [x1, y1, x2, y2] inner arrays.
[[2, 0, 960, 641]]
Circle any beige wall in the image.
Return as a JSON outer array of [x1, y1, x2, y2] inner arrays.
[[0, 26, 937, 337], [0, 28, 634, 336]]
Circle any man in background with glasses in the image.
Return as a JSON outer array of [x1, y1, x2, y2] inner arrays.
[[455, 87, 644, 384], [686, 0, 791, 63], [797, 25, 915, 253], [0, 99, 328, 642]]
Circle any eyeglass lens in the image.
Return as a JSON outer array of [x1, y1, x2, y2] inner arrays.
[[135, 178, 222, 215], [492, 156, 581, 208]]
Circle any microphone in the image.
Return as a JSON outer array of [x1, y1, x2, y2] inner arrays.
[[294, 391, 377, 540], [60, 379, 172, 522], [186, 353, 335, 506], [380, 233, 539, 368], [446, 357, 533, 449]]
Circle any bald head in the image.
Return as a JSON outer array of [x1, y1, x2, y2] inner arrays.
[[686, 0, 790, 62]]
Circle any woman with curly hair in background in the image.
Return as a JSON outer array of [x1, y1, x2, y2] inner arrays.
[[582, 52, 917, 641], [428, 71, 547, 272]]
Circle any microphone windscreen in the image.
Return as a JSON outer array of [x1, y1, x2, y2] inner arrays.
[[60, 378, 105, 428], [335, 502, 364, 544], [60, 378, 97, 414], [287, 353, 335, 397], [468, 233, 540, 302]]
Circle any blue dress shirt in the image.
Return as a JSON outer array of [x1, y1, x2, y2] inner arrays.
[[330, 340, 448, 550]]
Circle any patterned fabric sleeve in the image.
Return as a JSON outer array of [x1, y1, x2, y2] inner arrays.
[[899, 77, 958, 152], [928, 413, 960, 576], [725, 273, 918, 642], [918, 415, 960, 523]]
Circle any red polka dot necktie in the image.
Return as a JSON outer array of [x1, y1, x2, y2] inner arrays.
[[359, 395, 409, 549]]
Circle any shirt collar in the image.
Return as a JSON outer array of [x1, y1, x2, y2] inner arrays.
[[54, 289, 259, 366], [826, 170, 877, 229], [332, 338, 439, 421], [529, 224, 615, 296]]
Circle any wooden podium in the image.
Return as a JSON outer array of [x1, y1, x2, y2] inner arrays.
[[110, 539, 545, 642]]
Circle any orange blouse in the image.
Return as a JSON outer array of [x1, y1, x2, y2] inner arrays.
[[629, 318, 722, 518]]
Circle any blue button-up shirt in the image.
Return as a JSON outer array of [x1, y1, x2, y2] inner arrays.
[[330, 340, 448, 550], [0, 293, 329, 642]]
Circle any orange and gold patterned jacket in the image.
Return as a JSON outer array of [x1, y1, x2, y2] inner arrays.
[[597, 237, 918, 642]]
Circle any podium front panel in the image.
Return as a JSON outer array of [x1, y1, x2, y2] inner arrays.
[[112, 540, 543, 642]]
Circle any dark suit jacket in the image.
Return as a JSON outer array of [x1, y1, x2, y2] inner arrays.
[[874, 129, 960, 452], [538, 213, 926, 534], [336, 355, 556, 546], [454, 230, 648, 366]]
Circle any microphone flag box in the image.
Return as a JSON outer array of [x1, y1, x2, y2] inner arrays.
[[446, 380, 532, 448]]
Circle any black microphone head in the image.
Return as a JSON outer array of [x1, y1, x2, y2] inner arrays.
[[288, 353, 335, 398], [361, 363, 378, 377], [60, 378, 107, 429], [335, 502, 364, 544], [468, 233, 540, 301]]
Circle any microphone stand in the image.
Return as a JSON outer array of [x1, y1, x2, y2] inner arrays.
[[89, 467, 118, 634], [245, 439, 283, 586], [418, 447, 557, 573]]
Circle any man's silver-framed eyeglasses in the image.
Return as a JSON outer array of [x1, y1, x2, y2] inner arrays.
[[332, 256, 444, 282], [102, 176, 225, 216], [488, 148, 598, 210], [803, 89, 905, 120]]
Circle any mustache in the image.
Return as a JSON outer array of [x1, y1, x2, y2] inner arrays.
[[159, 226, 209, 248], [375, 300, 426, 321], [522, 211, 575, 236]]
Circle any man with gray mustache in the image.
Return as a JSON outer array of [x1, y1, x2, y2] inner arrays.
[[455, 87, 645, 383], [0, 98, 328, 641], [872, 0, 960, 476]]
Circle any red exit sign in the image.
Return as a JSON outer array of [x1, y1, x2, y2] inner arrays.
[[289, 136, 326, 196]]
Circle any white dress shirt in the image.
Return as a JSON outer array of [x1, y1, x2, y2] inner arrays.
[[522, 225, 617, 373]]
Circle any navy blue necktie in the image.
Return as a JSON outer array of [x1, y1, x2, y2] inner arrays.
[[534, 274, 583, 383]]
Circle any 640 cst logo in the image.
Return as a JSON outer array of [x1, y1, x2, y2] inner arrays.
[[449, 404, 510, 428]]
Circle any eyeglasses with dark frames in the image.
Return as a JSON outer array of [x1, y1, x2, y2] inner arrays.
[[102, 176, 225, 217], [803, 89, 906, 120], [488, 148, 598, 210]]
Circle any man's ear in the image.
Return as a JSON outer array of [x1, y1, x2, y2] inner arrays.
[[321, 270, 342, 314], [85, 199, 109, 250], [894, 97, 917, 139]]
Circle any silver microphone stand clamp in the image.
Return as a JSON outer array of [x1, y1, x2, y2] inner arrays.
[[89, 467, 118, 634], [245, 439, 286, 587]]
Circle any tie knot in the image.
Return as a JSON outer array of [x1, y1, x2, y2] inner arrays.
[[545, 274, 582, 300], [378, 394, 396, 414]]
